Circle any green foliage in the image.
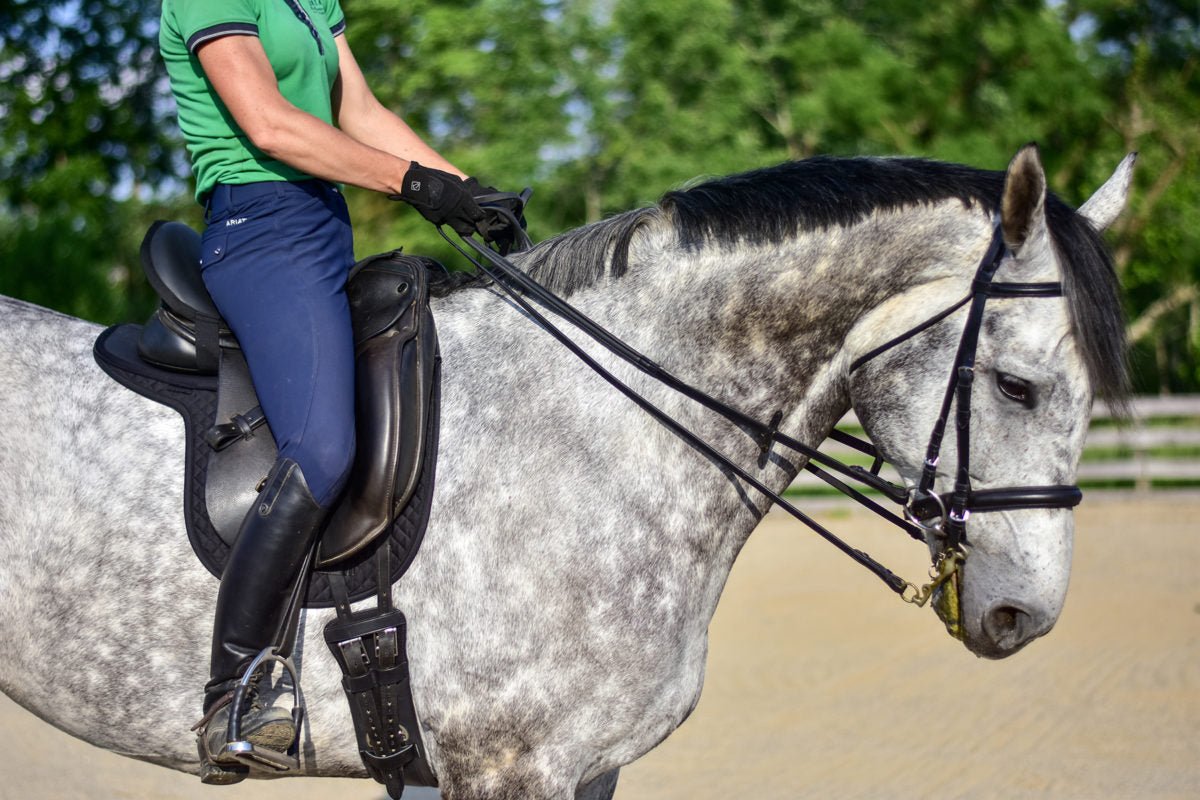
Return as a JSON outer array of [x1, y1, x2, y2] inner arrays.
[[0, 0, 175, 198], [338, 0, 579, 262], [0, 176, 197, 323], [0, 0, 1196, 391], [1062, 0, 1200, 392], [0, 0, 175, 324]]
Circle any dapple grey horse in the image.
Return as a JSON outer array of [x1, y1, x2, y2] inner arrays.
[[0, 145, 1132, 798]]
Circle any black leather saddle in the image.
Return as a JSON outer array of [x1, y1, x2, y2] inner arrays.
[[94, 221, 443, 607]]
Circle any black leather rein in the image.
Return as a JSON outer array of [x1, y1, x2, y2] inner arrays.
[[443, 208, 1082, 600]]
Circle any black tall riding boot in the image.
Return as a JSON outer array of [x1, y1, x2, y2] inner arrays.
[[197, 458, 327, 783]]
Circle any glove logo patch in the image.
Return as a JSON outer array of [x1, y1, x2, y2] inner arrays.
[[409, 180, 422, 192]]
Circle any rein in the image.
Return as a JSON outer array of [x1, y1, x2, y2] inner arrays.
[[444, 203, 1082, 605]]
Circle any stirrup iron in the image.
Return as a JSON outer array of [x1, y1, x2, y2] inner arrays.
[[214, 647, 304, 772]]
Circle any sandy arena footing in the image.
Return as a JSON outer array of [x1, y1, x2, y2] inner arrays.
[[1, 497, 1196, 799]]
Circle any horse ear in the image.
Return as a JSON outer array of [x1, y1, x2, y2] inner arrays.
[[1000, 143, 1047, 251], [1078, 153, 1137, 232]]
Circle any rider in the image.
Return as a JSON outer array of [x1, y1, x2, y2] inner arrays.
[[158, 0, 518, 783]]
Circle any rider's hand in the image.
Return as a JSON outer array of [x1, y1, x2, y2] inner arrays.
[[393, 163, 485, 237], [465, 176, 528, 254]]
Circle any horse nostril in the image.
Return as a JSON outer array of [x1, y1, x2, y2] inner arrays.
[[982, 604, 1031, 651]]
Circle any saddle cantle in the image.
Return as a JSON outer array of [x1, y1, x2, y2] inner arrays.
[[93, 220, 442, 606]]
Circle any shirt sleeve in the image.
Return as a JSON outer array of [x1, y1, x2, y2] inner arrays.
[[322, 0, 347, 37], [168, 0, 260, 54]]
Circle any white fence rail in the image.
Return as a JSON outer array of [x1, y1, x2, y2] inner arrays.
[[1084, 396, 1200, 487], [789, 395, 1200, 494]]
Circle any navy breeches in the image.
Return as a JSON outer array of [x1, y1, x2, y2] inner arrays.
[[200, 180, 356, 508]]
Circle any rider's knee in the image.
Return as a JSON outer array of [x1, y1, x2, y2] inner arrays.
[[294, 428, 356, 509]]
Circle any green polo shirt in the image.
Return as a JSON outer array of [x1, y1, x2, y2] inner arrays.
[[160, 0, 346, 201]]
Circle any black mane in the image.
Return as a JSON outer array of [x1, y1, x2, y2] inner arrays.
[[523, 157, 1130, 409], [664, 157, 1001, 248]]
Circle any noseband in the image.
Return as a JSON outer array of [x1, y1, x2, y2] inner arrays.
[[446, 204, 1083, 608]]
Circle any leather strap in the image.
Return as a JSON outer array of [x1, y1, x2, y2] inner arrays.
[[205, 404, 267, 451], [194, 312, 221, 374], [324, 542, 434, 798], [910, 485, 1082, 520]]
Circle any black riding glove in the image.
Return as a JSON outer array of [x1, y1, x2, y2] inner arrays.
[[394, 163, 485, 237], [464, 176, 529, 254]]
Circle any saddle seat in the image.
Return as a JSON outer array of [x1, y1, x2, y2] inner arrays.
[[106, 220, 442, 574]]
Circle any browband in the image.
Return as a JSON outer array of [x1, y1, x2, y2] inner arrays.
[[849, 281, 1063, 374]]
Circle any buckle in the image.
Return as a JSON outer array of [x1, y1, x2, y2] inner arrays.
[[904, 489, 946, 533]]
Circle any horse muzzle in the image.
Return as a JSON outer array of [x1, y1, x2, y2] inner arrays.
[[949, 538, 1069, 659]]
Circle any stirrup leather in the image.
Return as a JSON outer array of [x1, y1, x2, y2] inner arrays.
[[208, 647, 304, 772]]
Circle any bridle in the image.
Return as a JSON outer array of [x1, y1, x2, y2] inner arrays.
[[843, 219, 1083, 608], [445, 199, 1083, 613]]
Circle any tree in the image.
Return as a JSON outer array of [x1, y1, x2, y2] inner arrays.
[[0, 0, 180, 323], [336, 0, 580, 261], [1063, 0, 1200, 392], [559, 1, 1111, 205]]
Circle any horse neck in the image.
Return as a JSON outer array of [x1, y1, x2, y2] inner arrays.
[[556, 203, 993, 466]]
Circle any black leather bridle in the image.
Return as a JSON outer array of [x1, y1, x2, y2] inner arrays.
[[445, 200, 1083, 604], [846, 221, 1083, 555]]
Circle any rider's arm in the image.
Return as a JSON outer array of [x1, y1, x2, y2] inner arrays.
[[329, 35, 467, 179], [195, 34, 419, 195]]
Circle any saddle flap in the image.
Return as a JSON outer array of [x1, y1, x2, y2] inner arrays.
[[92, 321, 441, 609], [318, 258, 439, 568], [206, 347, 279, 546]]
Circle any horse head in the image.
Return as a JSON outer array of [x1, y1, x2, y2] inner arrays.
[[847, 145, 1134, 658]]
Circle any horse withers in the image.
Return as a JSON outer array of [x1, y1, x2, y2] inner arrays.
[[0, 144, 1132, 799]]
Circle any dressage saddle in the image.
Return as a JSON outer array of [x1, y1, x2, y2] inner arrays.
[[94, 220, 443, 605]]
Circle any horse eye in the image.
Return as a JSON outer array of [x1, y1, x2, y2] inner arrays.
[[996, 372, 1036, 408]]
